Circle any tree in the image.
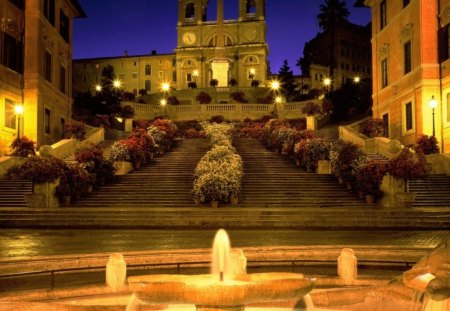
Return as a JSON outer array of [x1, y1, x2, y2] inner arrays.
[[277, 60, 297, 102], [316, 0, 349, 81]]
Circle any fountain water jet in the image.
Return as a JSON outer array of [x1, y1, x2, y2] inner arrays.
[[127, 229, 315, 311]]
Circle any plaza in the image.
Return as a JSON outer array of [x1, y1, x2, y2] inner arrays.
[[0, 0, 449, 310]]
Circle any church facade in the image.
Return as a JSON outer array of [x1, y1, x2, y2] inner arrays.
[[73, 0, 269, 95]]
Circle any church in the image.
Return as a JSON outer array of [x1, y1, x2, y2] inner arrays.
[[73, 0, 269, 97]]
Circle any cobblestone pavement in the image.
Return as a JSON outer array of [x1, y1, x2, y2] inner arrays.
[[0, 229, 448, 258]]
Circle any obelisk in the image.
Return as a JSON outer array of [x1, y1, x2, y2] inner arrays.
[[211, 0, 229, 87]]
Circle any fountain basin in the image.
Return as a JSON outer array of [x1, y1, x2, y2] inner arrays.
[[128, 272, 315, 307]]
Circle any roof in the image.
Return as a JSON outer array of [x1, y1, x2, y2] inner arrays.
[[70, 0, 87, 18], [73, 52, 176, 62]]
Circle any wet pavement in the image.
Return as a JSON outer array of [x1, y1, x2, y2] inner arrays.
[[0, 229, 448, 258]]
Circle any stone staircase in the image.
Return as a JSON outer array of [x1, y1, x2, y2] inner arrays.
[[410, 174, 450, 207], [235, 138, 366, 208], [72, 138, 210, 208], [0, 180, 32, 208]]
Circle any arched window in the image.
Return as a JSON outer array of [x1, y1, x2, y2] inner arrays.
[[145, 64, 151, 75], [185, 3, 195, 19], [145, 80, 151, 92], [246, 0, 257, 14]]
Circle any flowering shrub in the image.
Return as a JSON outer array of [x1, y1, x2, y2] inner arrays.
[[238, 121, 265, 139], [192, 123, 243, 204], [149, 118, 178, 150], [196, 91, 212, 104], [65, 120, 86, 139], [93, 114, 111, 128], [355, 160, 387, 196], [121, 138, 145, 164], [302, 102, 321, 116], [413, 135, 439, 155], [387, 148, 430, 182], [303, 138, 331, 166], [184, 128, 207, 138], [334, 141, 366, 182], [122, 105, 135, 118], [10, 136, 35, 157], [7, 155, 65, 183], [230, 91, 248, 103], [270, 126, 292, 151], [359, 119, 384, 138], [74, 145, 104, 168], [128, 129, 159, 156], [110, 142, 131, 162]]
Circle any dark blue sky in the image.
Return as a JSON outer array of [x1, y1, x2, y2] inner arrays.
[[73, 0, 370, 75]]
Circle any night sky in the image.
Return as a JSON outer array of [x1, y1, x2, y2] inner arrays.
[[73, 0, 371, 75]]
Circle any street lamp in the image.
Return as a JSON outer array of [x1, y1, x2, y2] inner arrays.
[[353, 76, 361, 84], [275, 96, 283, 104], [15, 104, 23, 139], [161, 82, 170, 92], [95, 84, 102, 92], [323, 77, 331, 91], [113, 79, 122, 89], [192, 70, 199, 81], [429, 95, 438, 137], [271, 80, 280, 92]]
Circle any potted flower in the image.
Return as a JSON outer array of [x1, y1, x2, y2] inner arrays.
[[334, 141, 365, 185], [10, 136, 36, 157], [65, 120, 86, 140], [56, 183, 72, 205], [386, 148, 430, 204], [192, 173, 231, 207], [303, 138, 331, 171], [110, 141, 132, 175], [359, 119, 384, 138], [209, 79, 218, 88], [355, 160, 387, 204], [7, 155, 65, 207], [122, 105, 135, 119], [413, 135, 439, 155], [196, 92, 212, 104], [93, 114, 111, 128]]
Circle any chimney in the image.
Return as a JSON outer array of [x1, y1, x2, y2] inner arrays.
[[151, 50, 157, 55], [124, 50, 128, 56]]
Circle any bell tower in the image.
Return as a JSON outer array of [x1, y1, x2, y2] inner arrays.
[[178, 0, 208, 26], [239, 0, 265, 21]]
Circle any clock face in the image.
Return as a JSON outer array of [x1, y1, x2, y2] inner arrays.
[[182, 32, 196, 45]]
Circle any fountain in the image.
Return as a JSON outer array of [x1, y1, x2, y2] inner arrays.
[[127, 229, 316, 311], [403, 238, 450, 311]]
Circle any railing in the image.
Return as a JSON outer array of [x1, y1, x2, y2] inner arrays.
[[0, 254, 420, 293], [338, 119, 403, 159]]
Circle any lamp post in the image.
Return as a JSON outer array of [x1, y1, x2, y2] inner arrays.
[[429, 95, 438, 137], [323, 77, 331, 94], [15, 105, 23, 139]]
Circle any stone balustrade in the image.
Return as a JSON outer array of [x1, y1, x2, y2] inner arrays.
[[123, 99, 324, 121]]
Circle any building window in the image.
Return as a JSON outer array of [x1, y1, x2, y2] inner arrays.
[[44, 108, 51, 135], [382, 113, 389, 137], [381, 58, 388, 88], [380, 0, 387, 30], [43, 0, 55, 26], [185, 2, 195, 19], [405, 102, 413, 132], [8, 0, 24, 10], [403, 0, 409, 8], [59, 66, 66, 94], [133, 61, 137, 66], [145, 65, 151, 75], [158, 71, 163, 78], [60, 117, 65, 139], [144, 80, 151, 92], [1, 32, 23, 73], [404, 40, 412, 74], [186, 73, 192, 82], [132, 72, 138, 79], [4, 99, 16, 129], [44, 51, 52, 82], [447, 93, 450, 123], [447, 25, 450, 60], [173, 71, 177, 82], [119, 73, 125, 80], [60, 10, 69, 43]]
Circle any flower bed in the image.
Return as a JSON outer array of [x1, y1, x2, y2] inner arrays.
[[192, 123, 243, 206]]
